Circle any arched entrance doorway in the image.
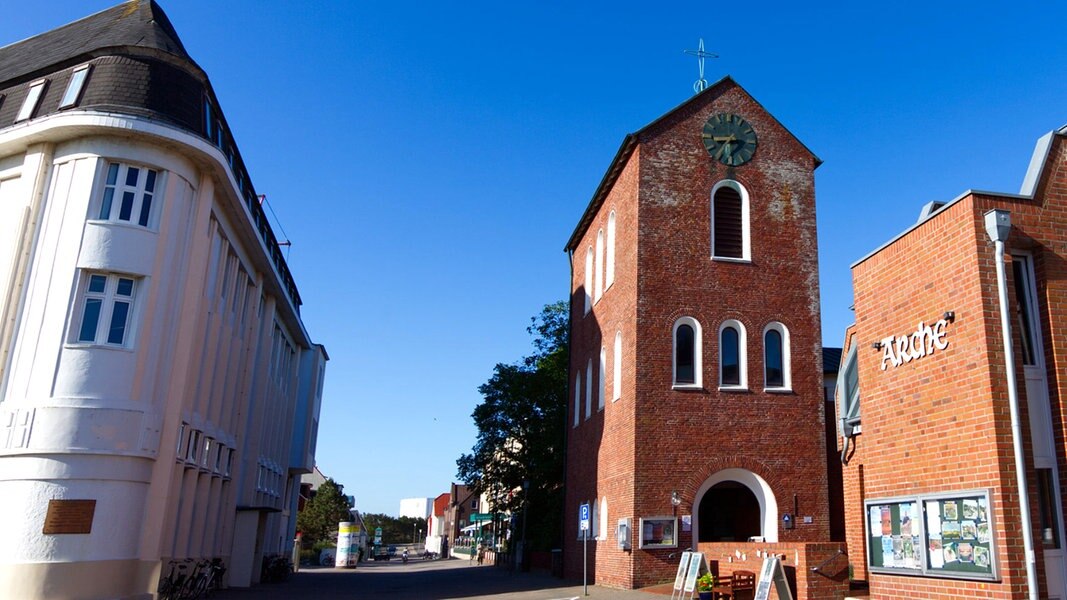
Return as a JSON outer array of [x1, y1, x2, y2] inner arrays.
[[693, 468, 778, 543]]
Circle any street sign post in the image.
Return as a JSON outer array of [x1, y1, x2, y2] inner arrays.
[[579, 503, 590, 596]]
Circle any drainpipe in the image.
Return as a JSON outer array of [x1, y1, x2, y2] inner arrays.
[[985, 209, 1039, 600]]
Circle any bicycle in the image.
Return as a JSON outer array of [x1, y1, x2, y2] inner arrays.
[[157, 559, 192, 600]]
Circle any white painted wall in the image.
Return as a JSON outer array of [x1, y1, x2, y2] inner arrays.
[[0, 114, 325, 598], [400, 497, 433, 519]]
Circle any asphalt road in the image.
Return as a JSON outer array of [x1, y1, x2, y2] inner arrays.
[[210, 557, 669, 600]]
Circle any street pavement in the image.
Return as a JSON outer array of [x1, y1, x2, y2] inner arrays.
[[210, 556, 671, 600]]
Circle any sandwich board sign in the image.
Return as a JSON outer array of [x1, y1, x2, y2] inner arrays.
[[754, 555, 794, 600], [670, 551, 708, 600]]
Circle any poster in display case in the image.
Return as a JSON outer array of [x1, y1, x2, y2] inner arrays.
[[638, 517, 677, 549], [865, 490, 996, 581]]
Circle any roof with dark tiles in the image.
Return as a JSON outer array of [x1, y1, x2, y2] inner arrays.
[[0, 0, 192, 87]]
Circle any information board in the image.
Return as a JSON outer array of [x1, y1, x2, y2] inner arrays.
[[865, 490, 996, 581], [42, 499, 96, 534], [682, 552, 703, 593], [754, 556, 793, 600]]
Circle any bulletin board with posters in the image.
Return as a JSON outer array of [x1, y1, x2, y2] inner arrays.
[[865, 490, 997, 581]]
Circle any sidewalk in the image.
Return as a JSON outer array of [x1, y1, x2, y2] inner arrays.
[[211, 558, 671, 600]]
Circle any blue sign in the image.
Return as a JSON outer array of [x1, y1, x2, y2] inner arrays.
[[579, 503, 590, 531]]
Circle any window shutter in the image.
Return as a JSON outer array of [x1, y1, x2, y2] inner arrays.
[[714, 187, 743, 258]]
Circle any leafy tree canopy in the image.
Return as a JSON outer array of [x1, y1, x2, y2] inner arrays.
[[457, 301, 568, 550], [296, 478, 353, 547], [361, 513, 427, 545]]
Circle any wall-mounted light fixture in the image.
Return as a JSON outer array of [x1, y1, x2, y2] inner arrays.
[[871, 341, 883, 350], [671, 491, 681, 516], [943, 311, 956, 323]]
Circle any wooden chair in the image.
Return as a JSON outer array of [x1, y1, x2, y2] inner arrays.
[[712, 569, 756, 600]]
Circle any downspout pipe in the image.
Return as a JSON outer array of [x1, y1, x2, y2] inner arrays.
[[985, 209, 1039, 600]]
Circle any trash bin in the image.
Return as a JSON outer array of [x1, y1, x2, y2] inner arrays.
[[551, 548, 563, 578]]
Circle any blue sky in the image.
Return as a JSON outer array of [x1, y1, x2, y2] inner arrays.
[[7, 2, 1067, 516]]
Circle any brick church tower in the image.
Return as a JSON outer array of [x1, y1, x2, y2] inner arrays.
[[563, 76, 834, 589]]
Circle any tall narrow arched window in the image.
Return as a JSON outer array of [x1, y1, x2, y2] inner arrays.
[[600, 497, 609, 540], [584, 247, 593, 315], [763, 322, 791, 390], [613, 331, 622, 401], [585, 359, 593, 418], [595, 229, 604, 302], [598, 347, 606, 410], [606, 211, 616, 289], [672, 317, 702, 388], [711, 180, 750, 261], [719, 319, 748, 389], [574, 372, 581, 427]]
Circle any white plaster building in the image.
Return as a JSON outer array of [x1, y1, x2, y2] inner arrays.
[[399, 497, 434, 520], [0, 3, 327, 598]]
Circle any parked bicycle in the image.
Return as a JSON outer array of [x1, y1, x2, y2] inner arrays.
[[158, 558, 227, 600]]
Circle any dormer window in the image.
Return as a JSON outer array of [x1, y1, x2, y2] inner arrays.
[[59, 65, 90, 109], [16, 80, 46, 122]]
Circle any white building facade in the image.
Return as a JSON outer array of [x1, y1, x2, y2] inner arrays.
[[0, 3, 326, 599], [399, 497, 434, 520]]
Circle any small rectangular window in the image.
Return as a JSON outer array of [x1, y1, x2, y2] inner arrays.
[[176, 423, 187, 458], [59, 66, 90, 108], [16, 80, 46, 122], [97, 162, 160, 228], [76, 273, 137, 346]]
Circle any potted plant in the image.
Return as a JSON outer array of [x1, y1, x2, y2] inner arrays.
[[696, 572, 716, 600]]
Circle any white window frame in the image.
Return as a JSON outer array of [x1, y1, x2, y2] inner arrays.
[[73, 272, 139, 347], [574, 371, 581, 428], [16, 79, 46, 122], [595, 229, 604, 303], [762, 322, 791, 391], [718, 319, 748, 390], [600, 497, 609, 540], [584, 247, 593, 315], [95, 162, 162, 229], [710, 179, 751, 262], [598, 346, 606, 411], [837, 344, 860, 435], [59, 65, 91, 109], [591, 497, 599, 540], [606, 211, 616, 289], [672, 317, 702, 389], [585, 359, 593, 419], [613, 331, 622, 401]]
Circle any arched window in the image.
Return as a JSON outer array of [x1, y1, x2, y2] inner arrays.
[[672, 317, 702, 387], [606, 211, 616, 289], [574, 371, 581, 427], [598, 347, 606, 410], [591, 497, 600, 540], [585, 359, 593, 419], [719, 320, 748, 389], [613, 331, 622, 401], [600, 497, 609, 540], [595, 229, 604, 302], [711, 180, 750, 261], [584, 247, 593, 315], [763, 322, 791, 390]]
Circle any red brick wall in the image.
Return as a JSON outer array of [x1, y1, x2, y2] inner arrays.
[[697, 541, 848, 600], [564, 146, 641, 587], [844, 135, 1067, 599], [565, 79, 831, 590]]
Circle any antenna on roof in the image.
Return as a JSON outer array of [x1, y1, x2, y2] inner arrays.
[[683, 38, 718, 94]]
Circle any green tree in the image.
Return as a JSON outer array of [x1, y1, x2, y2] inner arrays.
[[457, 301, 568, 551], [361, 513, 426, 545], [296, 478, 353, 548]]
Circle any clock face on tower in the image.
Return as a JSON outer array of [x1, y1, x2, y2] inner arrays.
[[702, 113, 757, 166]]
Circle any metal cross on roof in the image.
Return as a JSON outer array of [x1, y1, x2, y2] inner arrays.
[[683, 38, 718, 93]]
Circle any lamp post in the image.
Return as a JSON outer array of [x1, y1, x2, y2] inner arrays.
[[519, 479, 530, 572]]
